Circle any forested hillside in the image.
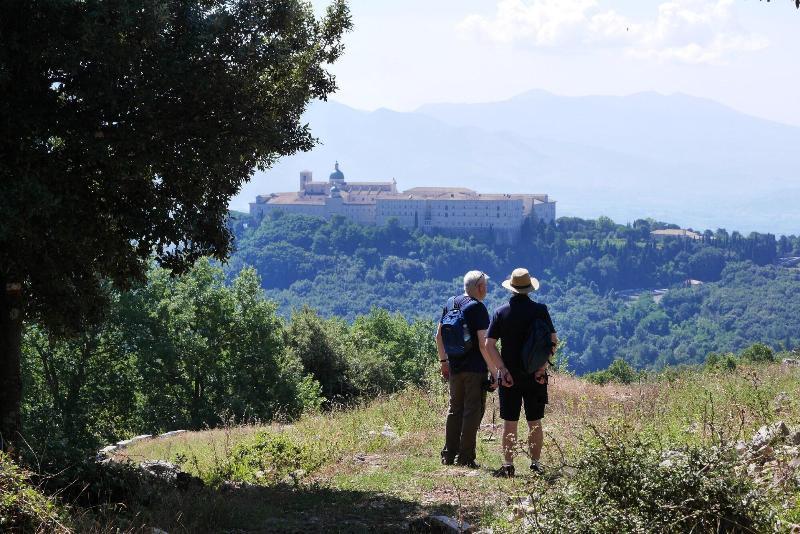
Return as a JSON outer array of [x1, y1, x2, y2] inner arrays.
[[228, 211, 800, 373]]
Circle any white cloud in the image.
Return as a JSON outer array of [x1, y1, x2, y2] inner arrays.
[[456, 0, 768, 64]]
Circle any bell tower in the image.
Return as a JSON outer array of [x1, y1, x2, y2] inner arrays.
[[300, 170, 312, 191]]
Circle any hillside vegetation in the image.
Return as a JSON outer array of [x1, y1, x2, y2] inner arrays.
[[228, 212, 800, 372], [40, 361, 800, 532]]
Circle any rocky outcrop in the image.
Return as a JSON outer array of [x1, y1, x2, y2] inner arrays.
[[409, 515, 475, 533], [96, 430, 187, 461], [733, 420, 800, 532], [139, 460, 203, 490]]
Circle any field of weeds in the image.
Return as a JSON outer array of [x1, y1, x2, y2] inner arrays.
[[100, 363, 800, 532]]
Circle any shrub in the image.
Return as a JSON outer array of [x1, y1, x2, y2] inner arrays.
[[704, 352, 721, 368], [585, 358, 637, 385], [286, 306, 353, 404], [0, 452, 71, 533], [740, 343, 775, 364], [705, 352, 737, 372], [523, 425, 775, 533], [584, 369, 612, 385], [722, 353, 738, 371], [215, 431, 328, 486]]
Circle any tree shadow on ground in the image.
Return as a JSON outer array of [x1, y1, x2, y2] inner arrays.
[[111, 482, 466, 533]]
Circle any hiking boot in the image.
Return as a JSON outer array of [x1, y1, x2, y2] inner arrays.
[[457, 460, 480, 469], [492, 464, 515, 478], [530, 461, 545, 475]]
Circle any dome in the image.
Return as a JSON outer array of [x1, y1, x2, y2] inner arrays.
[[329, 161, 345, 182]]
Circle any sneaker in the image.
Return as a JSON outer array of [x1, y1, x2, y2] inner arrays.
[[457, 460, 480, 469], [530, 462, 545, 475], [492, 464, 515, 478], [441, 454, 455, 466]]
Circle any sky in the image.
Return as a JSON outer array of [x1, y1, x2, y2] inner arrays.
[[310, 0, 800, 126]]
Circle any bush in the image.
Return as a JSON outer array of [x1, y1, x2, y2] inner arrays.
[[218, 431, 328, 486], [286, 306, 353, 404], [740, 343, 775, 363], [585, 358, 638, 385], [704, 352, 737, 371], [524, 425, 775, 533], [704, 352, 721, 368], [0, 452, 71, 533]]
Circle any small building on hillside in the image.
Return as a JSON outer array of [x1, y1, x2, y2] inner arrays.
[[249, 163, 557, 243], [650, 228, 702, 241]]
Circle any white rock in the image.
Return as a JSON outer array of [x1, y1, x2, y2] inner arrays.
[[98, 445, 117, 455], [380, 423, 398, 440], [424, 515, 475, 533], [159, 430, 187, 438]]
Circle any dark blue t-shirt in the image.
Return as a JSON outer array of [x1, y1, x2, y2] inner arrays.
[[440, 295, 490, 374], [487, 294, 556, 377]]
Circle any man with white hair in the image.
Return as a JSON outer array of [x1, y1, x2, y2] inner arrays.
[[435, 270, 494, 468]]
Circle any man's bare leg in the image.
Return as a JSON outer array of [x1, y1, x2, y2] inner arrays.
[[502, 420, 519, 465], [527, 419, 543, 462]]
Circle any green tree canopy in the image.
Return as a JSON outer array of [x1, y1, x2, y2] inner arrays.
[[0, 0, 351, 451]]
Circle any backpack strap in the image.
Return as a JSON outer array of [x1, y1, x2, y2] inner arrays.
[[448, 295, 460, 311]]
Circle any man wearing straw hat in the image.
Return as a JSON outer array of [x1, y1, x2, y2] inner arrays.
[[486, 268, 557, 478]]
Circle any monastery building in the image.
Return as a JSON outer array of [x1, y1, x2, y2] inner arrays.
[[249, 163, 556, 242]]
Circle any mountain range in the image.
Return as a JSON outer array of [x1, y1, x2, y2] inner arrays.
[[231, 90, 800, 235]]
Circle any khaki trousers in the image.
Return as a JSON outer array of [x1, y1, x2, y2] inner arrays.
[[442, 371, 486, 464]]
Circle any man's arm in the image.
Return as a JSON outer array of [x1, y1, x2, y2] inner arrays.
[[435, 323, 449, 379], [484, 336, 513, 387], [533, 332, 559, 384], [476, 329, 495, 370]]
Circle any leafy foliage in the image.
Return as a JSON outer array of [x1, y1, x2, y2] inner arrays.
[[524, 424, 775, 533], [21, 262, 324, 457], [0, 452, 70, 533], [584, 358, 639, 385], [1, 0, 351, 451], [1, 0, 351, 330], [230, 212, 800, 373], [221, 431, 327, 486], [20, 260, 439, 456]]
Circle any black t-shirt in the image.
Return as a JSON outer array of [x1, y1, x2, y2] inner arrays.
[[439, 295, 490, 374], [487, 294, 556, 378]]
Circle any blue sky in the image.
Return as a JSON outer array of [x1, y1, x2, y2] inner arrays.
[[312, 0, 800, 125]]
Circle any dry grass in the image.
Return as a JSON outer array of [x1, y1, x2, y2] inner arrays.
[[84, 363, 800, 532]]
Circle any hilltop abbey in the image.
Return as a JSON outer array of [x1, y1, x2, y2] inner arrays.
[[249, 163, 556, 242]]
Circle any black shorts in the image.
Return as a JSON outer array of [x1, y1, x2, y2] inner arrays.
[[498, 377, 548, 422]]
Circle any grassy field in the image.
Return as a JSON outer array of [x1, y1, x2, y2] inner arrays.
[[106, 363, 800, 533]]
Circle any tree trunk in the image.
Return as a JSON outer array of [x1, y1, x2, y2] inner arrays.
[[0, 280, 23, 454]]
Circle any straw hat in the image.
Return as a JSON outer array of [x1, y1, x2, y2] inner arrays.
[[501, 268, 540, 294]]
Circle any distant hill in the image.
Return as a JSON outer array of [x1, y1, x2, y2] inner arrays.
[[228, 212, 800, 373], [231, 91, 800, 235]]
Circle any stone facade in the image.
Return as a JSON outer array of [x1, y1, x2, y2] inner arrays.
[[249, 164, 556, 242]]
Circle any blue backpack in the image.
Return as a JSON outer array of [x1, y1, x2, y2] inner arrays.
[[441, 296, 475, 358]]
